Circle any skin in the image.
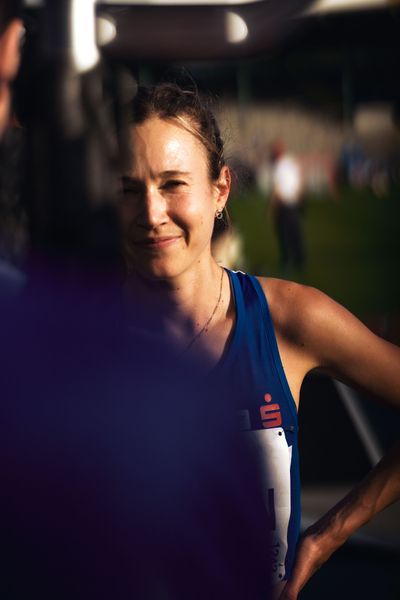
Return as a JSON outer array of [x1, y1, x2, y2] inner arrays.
[[120, 116, 232, 358], [0, 18, 22, 139], [262, 278, 400, 599], [121, 115, 400, 597]]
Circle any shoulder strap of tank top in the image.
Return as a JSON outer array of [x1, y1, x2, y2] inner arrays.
[[219, 269, 246, 369], [247, 274, 298, 427]]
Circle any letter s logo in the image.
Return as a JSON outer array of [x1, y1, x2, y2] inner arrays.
[[260, 393, 282, 428]]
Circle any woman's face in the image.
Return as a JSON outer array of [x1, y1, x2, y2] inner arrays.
[[119, 116, 229, 280]]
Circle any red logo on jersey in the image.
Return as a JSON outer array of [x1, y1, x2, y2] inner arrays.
[[260, 393, 282, 428]]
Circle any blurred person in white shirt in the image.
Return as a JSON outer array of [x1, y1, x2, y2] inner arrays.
[[271, 140, 305, 272]]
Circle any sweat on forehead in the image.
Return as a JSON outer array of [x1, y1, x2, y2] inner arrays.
[[129, 116, 209, 179], [131, 83, 225, 181]]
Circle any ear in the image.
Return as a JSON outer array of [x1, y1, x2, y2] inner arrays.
[[0, 19, 23, 83], [214, 165, 231, 213]]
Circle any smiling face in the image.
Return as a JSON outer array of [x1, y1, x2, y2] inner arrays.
[[119, 116, 229, 281]]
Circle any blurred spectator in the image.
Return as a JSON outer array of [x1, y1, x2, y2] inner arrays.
[[339, 137, 369, 188], [270, 140, 305, 272]]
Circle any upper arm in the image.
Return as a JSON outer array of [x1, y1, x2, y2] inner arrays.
[[260, 278, 400, 410], [295, 287, 400, 409]]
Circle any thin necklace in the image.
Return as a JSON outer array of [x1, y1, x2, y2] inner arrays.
[[184, 267, 224, 353]]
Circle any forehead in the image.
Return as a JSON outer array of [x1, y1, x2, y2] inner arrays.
[[129, 116, 209, 177]]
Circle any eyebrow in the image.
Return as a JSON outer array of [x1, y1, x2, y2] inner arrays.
[[159, 170, 192, 179], [121, 171, 192, 186], [121, 176, 142, 187]]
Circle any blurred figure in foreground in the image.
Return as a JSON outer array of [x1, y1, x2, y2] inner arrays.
[[0, 4, 272, 599], [0, 3, 22, 138], [0, 0, 25, 298], [270, 140, 305, 272]]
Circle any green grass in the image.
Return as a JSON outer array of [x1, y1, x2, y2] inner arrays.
[[229, 186, 400, 319]]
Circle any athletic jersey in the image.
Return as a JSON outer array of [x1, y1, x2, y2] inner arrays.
[[220, 269, 300, 585]]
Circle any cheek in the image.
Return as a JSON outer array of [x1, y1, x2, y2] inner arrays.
[[176, 186, 215, 231], [117, 200, 137, 232], [176, 200, 214, 241]]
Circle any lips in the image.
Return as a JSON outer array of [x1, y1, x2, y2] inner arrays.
[[133, 236, 181, 249]]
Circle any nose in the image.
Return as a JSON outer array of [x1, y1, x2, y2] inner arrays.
[[137, 184, 168, 230]]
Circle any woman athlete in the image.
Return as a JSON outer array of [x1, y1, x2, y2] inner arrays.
[[118, 83, 400, 599]]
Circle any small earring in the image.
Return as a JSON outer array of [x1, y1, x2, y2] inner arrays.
[[215, 209, 224, 220]]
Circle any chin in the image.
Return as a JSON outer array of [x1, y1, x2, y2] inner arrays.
[[131, 259, 186, 282]]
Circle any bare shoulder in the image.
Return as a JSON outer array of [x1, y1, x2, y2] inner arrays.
[[255, 276, 338, 338], [253, 277, 338, 397], [256, 276, 400, 407], [259, 278, 376, 360], [256, 274, 382, 349]]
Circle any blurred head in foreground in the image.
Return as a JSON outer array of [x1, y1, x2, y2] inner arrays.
[[0, 0, 23, 139]]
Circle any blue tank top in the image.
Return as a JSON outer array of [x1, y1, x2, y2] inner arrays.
[[220, 269, 300, 584]]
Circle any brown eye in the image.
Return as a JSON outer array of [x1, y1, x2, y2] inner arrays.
[[120, 176, 144, 200], [120, 185, 144, 201]]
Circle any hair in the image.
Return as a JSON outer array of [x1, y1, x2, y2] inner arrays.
[[131, 83, 230, 236]]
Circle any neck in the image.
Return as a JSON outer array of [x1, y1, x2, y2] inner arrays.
[[124, 257, 225, 345]]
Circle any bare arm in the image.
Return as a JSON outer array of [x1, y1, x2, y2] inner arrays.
[[280, 441, 400, 600], [265, 280, 400, 407], [303, 287, 400, 407], [261, 280, 400, 599]]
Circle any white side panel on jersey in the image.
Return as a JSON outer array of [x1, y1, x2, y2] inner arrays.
[[244, 427, 292, 584]]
